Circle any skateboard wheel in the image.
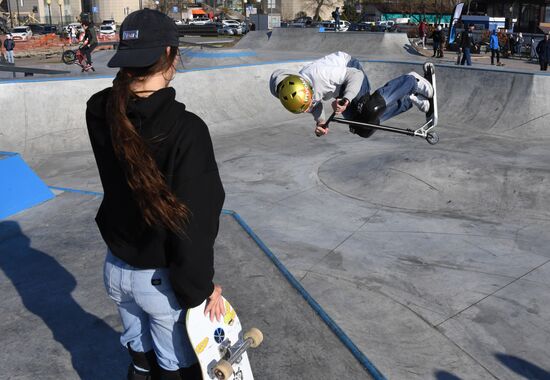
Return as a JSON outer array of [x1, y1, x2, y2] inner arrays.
[[244, 327, 264, 348], [214, 360, 233, 380], [426, 132, 439, 145]]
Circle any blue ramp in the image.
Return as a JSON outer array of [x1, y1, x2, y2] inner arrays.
[[0, 152, 55, 219]]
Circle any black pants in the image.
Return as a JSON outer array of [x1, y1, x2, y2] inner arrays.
[[80, 43, 97, 65], [540, 60, 548, 71], [491, 49, 500, 65]]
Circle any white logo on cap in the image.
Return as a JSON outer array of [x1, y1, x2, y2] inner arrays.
[[123, 30, 139, 40]]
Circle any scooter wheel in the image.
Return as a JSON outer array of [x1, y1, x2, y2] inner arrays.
[[426, 132, 439, 145]]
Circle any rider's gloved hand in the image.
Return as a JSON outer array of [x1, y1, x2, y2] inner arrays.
[[332, 98, 349, 114], [315, 121, 328, 137]]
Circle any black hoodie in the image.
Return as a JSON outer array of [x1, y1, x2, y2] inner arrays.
[[86, 86, 225, 309]]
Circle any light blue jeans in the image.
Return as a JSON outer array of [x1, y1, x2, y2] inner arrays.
[[377, 74, 416, 122], [103, 250, 197, 370], [5, 50, 14, 64]]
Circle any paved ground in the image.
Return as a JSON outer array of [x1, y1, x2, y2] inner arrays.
[[1, 29, 550, 379]]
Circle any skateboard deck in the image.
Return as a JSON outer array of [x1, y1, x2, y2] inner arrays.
[[186, 297, 262, 380]]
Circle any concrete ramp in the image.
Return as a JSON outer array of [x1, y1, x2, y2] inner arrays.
[[236, 29, 420, 59], [0, 193, 374, 379]]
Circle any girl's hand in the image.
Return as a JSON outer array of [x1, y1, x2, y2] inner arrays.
[[204, 284, 225, 322]]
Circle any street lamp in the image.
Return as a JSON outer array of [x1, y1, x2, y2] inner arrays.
[[46, 0, 53, 25], [58, 0, 64, 31]]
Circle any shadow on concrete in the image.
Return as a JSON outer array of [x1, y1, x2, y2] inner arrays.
[[434, 370, 463, 380], [0, 220, 126, 379], [404, 43, 424, 56], [495, 353, 550, 380]]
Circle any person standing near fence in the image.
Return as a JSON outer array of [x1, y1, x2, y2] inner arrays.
[[536, 33, 550, 71], [3, 33, 15, 65], [432, 25, 441, 58], [490, 29, 503, 66]]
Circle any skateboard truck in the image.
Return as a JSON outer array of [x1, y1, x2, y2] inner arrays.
[[207, 328, 263, 380]]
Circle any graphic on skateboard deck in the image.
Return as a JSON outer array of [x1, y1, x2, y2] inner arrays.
[[186, 297, 263, 380]]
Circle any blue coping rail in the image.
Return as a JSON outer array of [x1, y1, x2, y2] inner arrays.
[[222, 209, 387, 380], [39, 185, 387, 379]]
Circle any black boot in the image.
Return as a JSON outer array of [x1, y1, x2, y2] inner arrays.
[[159, 363, 201, 380], [127, 344, 160, 380]]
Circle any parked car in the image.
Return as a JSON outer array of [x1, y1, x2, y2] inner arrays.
[[101, 19, 116, 31], [376, 20, 395, 32], [349, 21, 375, 31], [28, 24, 57, 35], [99, 25, 116, 38], [290, 17, 313, 28], [217, 24, 242, 35], [188, 16, 211, 25], [222, 19, 241, 28], [11, 26, 33, 40], [317, 20, 350, 32], [64, 22, 83, 34]]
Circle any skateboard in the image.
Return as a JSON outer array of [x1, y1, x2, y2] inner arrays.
[[326, 62, 440, 145], [186, 297, 263, 380]]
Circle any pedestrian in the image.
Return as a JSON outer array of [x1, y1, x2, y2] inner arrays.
[[460, 23, 475, 66], [419, 20, 427, 49], [515, 32, 524, 56], [85, 9, 226, 379], [332, 7, 341, 31], [3, 33, 15, 65], [536, 33, 550, 71], [438, 25, 446, 58], [70, 25, 77, 44], [490, 29, 503, 66], [432, 25, 443, 58], [269, 51, 434, 139]]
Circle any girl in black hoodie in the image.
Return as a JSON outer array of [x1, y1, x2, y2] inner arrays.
[[86, 9, 225, 380]]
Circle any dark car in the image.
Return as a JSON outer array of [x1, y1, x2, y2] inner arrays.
[[28, 24, 58, 35], [290, 17, 313, 28]]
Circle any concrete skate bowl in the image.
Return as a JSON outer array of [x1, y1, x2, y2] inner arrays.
[[2, 61, 550, 379], [2, 61, 549, 223], [236, 28, 422, 59], [318, 62, 550, 222]]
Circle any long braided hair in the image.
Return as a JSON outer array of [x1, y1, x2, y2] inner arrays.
[[107, 47, 190, 236]]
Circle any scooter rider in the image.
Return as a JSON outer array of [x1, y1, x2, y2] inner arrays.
[[269, 51, 434, 138]]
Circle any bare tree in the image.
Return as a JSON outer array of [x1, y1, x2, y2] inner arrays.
[[305, 0, 338, 21]]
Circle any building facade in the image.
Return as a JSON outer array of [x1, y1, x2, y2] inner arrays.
[[1, 0, 81, 25]]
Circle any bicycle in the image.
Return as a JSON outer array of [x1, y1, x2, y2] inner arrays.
[[61, 45, 95, 72]]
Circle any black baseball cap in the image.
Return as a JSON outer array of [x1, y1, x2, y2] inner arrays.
[[108, 8, 179, 68]]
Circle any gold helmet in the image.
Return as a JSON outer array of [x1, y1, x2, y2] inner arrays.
[[277, 75, 313, 114]]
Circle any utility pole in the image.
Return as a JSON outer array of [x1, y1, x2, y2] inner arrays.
[[7, 0, 14, 28], [15, 0, 20, 26]]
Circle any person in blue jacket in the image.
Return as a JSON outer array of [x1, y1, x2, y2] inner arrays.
[[490, 29, 503, 66]]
